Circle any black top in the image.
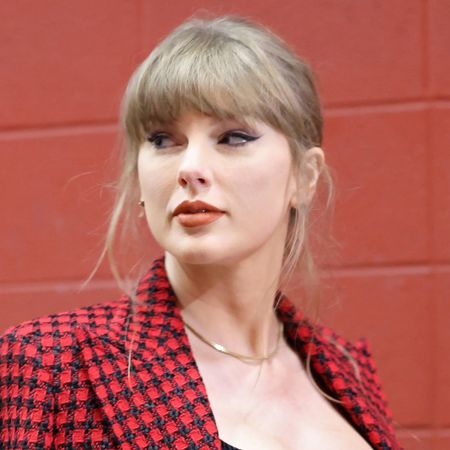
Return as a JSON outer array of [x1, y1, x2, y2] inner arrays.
[[220, 440, 241, 450]]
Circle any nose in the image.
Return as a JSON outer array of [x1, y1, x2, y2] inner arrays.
[[177, 144, 212, 192]]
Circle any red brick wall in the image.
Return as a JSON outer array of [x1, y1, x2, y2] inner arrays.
[[1, 1, 449, 448]]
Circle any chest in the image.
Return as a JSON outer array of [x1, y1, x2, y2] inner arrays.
[[194, 345, 373, 450]]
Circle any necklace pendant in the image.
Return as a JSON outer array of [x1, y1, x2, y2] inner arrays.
[[213, 343, 226, 352]]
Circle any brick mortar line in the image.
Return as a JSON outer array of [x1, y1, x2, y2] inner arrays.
[[0, 279, 119, 294], [325, 99, 450, 116], [321, 262, 450, 277]]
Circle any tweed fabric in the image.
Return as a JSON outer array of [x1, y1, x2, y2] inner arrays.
[[0, 257, 402, 449]]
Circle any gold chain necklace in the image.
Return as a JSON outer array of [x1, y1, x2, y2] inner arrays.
[[183, 319, 284, 362]]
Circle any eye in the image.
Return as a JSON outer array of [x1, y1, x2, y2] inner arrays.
[[219, 131, 260, 147], [146, 132, 175, 149]]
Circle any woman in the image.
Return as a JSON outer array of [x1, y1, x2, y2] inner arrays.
[[0, 15, 402, 450]]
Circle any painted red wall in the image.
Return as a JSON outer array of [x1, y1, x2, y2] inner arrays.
[[1, 1, 449, 448]]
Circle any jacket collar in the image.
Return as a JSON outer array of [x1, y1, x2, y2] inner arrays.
[[74, 257, 399, 449]]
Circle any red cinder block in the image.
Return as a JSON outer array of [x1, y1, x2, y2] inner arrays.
[[0, 129, 149, 282], [0, 1, 140, 128], [290, 0, 424, 105], [434, 433, 450, 450], [434, 269, 450, 426], [429, 0, 450, 96], [322, 109, 429, 266], [430, 107, 450, 262], [316, 269, 434, 427], [0, 130, 114, 281]]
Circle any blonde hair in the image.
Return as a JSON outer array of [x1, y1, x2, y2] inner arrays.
[[99, 14, 351, 399]]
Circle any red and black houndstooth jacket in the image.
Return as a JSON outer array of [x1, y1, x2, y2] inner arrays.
[[0, 257, 402, 449]]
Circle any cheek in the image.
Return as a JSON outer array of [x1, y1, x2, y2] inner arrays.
[[138, 154, 173, 203], [235, 157, 292, 214], [138, 153, 156, 193]]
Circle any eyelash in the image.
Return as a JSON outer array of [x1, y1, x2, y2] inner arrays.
[[145, 131, 259, 149]]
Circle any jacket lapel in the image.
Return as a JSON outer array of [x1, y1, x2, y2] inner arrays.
[[276, 298, 399, 449], [75, 257, 398, 450], [75, 257, 221, 449]]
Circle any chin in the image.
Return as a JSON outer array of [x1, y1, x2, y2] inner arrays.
[[166, 246, 225, 266], [162, 237, 231, 265], [165, 240, 262, 269]]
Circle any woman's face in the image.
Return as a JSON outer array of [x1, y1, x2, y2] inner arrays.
[[137, 110, 297, 265]]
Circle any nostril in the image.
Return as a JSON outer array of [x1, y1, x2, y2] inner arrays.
[[178, 172, 209, 188]]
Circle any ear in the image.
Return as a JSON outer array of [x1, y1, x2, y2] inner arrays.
[[293, 147, 325, 207]]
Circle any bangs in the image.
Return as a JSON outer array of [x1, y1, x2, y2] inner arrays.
[[123, 31, 289, 141]]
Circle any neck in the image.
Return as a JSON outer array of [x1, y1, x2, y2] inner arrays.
[[164, 249, 285, 358]]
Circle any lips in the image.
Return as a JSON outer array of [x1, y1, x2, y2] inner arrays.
[[173, 200, 225, 228], [173, 200, 223, 217]]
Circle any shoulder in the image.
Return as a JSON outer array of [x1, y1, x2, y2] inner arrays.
[[0, 296, 133, 446], [0, 295, 131, 368], [314, 322, 396, 425], [315, 322, 385, 383], [0, 297, 131, 448], [279, 295, 374, 370], [313, 321, 385, 385]]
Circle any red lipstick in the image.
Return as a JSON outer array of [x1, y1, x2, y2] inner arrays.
[[173, 200, 225, 228]]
